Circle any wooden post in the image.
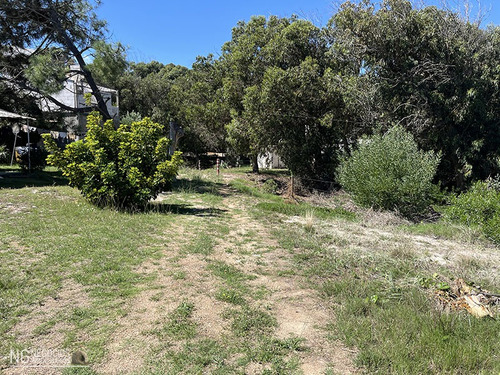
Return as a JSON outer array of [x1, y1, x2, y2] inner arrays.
[[216, 158, 220, 176], [290, 173, 295, 198]]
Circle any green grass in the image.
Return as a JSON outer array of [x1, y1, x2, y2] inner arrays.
[[0, 185, 177, 363], [215, 287, 246, 305], [184, 233, 216, 255], [224, 306, 277, 337], [157, 301, 197, 340], [1, 167, 499, 374], [0, 165, 67, 189], [229, 178, 282, 202], [268, 221, 500, 375]]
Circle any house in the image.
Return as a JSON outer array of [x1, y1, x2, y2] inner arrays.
[[40, 65, 119, 135]]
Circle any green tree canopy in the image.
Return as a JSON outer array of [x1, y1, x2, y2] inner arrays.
[[330, 0, 500, 188]]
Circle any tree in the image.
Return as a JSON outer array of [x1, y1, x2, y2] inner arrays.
[[330, 0, 500, 188], [118, 61, 188, 124], [223, 16, 356, 179], [0, 0, 125, 120], [242, 57, 345, 180], [169, 55, 229, 154], [221, 16, 298, 172]]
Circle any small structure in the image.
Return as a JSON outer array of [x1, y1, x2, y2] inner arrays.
[[0, 109, 36, 169], [257, 151, 286, 169]]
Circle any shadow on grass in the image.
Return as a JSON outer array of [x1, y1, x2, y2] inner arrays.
[[145, 203, 226, 217], [172, 178, 229, 197], [0, 170, 68, 189]]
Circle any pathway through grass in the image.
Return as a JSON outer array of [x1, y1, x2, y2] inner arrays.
[[1, 167, 499, 374]]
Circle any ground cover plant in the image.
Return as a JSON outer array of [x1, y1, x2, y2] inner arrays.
[[0, 166, 499, 374]]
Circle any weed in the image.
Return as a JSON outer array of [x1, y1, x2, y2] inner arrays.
[[225, 306, 277, 337], [215, 287, 246, 305], [158, 301, 197, 340]]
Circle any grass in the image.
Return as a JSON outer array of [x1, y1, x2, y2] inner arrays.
[[185, 233, 216, 255], [255, 201, 357, 221], [0, 165, 67, 189], [224, 306, 277, 337], [1, 166, 499, 374], [265, 219, 500, 374], [157, 301, 197, 340]]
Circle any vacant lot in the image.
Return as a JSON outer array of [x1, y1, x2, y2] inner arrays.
[[1, 167, 499, 374]]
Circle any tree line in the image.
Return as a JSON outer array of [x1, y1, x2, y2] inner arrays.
[[1, 0, 499, 190]]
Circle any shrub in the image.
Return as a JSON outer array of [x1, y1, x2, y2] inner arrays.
[[43, 112, 182, 209], [261, 179, 278, 195], [443, 181, 500, 226], [337, 126, 440, 219], [443, 181, 500, 244], [0, 144, 9, 164]]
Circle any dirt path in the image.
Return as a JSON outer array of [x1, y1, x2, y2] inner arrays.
[[96, 182, 358, 374]]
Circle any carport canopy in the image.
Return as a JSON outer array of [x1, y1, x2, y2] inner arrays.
[[0, 109, 36, 169]]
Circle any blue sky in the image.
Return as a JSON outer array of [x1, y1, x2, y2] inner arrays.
[[97, 0, 500, 68]]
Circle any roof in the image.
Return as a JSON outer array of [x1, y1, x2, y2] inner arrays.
[[0, 109, 35, 120]]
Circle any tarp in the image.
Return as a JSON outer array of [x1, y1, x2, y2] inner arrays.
[[0, 109, 35, 121]]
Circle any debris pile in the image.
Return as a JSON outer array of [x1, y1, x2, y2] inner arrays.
[[435, 278, 499, 318]]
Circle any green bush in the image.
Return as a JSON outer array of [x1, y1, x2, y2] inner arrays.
[[337, 126, 440, 219], [443, 182, 500, 226], [261, 179, 278, 195], [443, 181, 500, 244], [43, 112, 182, 209], [0, 145, 9, 164]]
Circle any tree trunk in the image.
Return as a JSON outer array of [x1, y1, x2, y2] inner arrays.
[[48, 4, 112, 120], [251, 154, 259, 173]]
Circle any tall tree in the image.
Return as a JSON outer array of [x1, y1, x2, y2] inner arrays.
[[330, 0, 500, 188], [118, 61, 188, 125], [169, 55, 229, 154], [0, 0, 124, 120], [222, 16, 297, 172]]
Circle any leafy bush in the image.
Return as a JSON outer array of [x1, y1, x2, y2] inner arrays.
[[443, 182, 500, 226], [443, 181, 500, 244], [0, 145, 9, 164], [337, 126, 440, 219], [43, 112, 182, 209], [261, 179, 278, 195]]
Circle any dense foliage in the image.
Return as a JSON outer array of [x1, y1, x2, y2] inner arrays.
[[337, 126, 440, 219], [43, 113, 183, 208], [443, 181, 500, 243], [17, 146, 48, 172], [115, 0, 499, 188], [4, 0, 499, 201]]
